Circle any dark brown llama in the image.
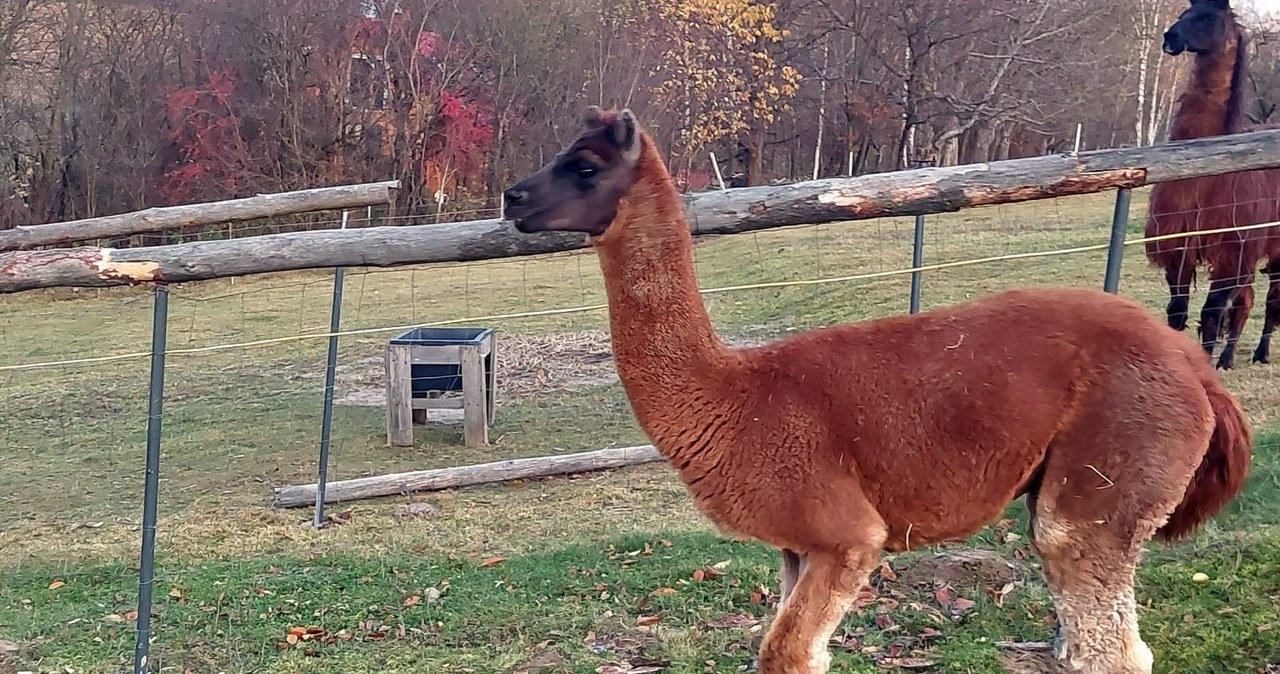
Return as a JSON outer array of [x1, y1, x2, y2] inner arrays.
[[1147, 0, 1280, 369], [502, 107, 1252, 674]]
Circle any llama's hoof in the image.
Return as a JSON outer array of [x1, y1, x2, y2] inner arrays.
[[1216, 355, 1235, 371], [1052, 623, 1068, 660], [1253, 347, 1270, 364]]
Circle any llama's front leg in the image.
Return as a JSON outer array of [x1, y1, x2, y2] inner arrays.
[[758, 548, 878, 674], [778, 549, 806, 609]]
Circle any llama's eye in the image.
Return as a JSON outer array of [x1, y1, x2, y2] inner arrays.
[[575, 166, 597, 179]]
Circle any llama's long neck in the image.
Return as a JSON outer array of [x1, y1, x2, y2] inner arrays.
[[1170, 27, 1248, 140], [592, 138, 734, 459]]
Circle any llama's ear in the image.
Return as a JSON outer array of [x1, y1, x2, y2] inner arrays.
[[612, 108, 641, 162], [583, 105, 608, 129]]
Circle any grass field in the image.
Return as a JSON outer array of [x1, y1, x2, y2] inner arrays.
[[0, 188, 1277, 673]]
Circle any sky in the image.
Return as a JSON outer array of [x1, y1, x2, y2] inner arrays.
[[1246, 0, 1280, 17]]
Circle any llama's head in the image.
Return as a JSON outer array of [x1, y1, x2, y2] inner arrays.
[[503, 106, 643, 236], [1163, 0, 1234, 56]]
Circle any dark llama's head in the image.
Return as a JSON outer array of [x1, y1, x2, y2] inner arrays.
[[502, 106, 644, 237], [1163, 0, 1236, 56]]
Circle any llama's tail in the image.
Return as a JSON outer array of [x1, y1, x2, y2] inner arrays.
[[1156, 365, 1253, 542]]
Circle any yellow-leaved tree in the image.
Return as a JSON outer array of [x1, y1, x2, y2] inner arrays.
[[643, 0, 801, 184]]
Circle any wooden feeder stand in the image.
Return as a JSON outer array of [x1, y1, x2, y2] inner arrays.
[[385, 327, 496, 447]]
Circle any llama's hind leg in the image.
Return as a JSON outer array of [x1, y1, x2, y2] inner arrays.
[[1034, 524, 1152, 674], [1200, 265, 1252, 366], [1252, 260, 1280, 364], [1030, 391, 1208, 673], [1217, 281, 1254, 370]]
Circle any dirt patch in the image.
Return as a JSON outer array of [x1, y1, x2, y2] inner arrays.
[[329, 329, 765, 410], [509, 647, 567, 674], [999, 649, 1070, 674], [327, 329, 617, 409], [0, 637, 25, 672], [889, 549, 1022, 590]]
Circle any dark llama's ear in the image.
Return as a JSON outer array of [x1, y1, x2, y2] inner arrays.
[[583, 105, 608, 129], [612, 108, 641, 162]]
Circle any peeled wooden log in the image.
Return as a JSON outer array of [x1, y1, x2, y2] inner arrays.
[[272, 444, 663, 508], [7, 128, 1280, 294], [0, 180, 400, 251]]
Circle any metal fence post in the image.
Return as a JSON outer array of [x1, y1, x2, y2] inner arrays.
[[910, 213, 926, 314], [1103, 187, 1132, 294], [133, 284, 169, 674], [908, 158, 933, 314], [313, 211, 349, 527]]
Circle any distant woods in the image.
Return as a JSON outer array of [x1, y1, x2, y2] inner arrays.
[[2, 0, 1280, 230]]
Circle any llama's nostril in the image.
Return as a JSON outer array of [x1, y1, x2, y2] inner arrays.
[[504, 189, 528, 205]]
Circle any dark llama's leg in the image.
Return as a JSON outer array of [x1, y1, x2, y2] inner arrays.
[[757, 548, 879, 674], [779, 549, 806, 608], [1199, 268, 1249, 365], [1165, 261, 1195, 331], [1252, 260, 1280, 364], [1217, 280, 1254, 370]]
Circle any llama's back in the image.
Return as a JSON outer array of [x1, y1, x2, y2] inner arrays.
[[1145, 168, 1280, 270], [1236, 166, 1280, 261]]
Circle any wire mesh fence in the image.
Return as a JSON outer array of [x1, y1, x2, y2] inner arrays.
[[1, 186, 1278, 673]]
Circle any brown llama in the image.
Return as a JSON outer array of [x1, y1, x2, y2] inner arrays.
[[1147, 0, 1280, 369], [502, 107, 1252, 674]]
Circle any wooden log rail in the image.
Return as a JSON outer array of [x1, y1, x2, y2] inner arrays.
[[6, 129, 1280, 294], [272, 444, 663, 507], [0, 180, 401, 252]]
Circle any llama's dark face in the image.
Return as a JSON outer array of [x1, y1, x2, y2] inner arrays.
[[1163, 0, 1232, 56], [503, 107, 642, 237]]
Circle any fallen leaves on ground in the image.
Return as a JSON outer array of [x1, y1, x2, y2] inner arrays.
[[47, 579, 65, 590], [691, 567, 724, 582], [316, 508, 354, 528], [933, 582, 977, 614], [480, 556, 506, 568], [277, 626, 330, 649], [989, 581, 1017, 606]]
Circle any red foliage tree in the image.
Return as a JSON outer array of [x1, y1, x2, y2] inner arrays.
[[159, 69, 263, 205]]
